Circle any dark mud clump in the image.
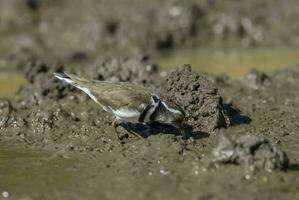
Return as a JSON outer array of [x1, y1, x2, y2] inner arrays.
[[156, 65, 228, 132], [0, 99, 14, 128], [22, 61, 75, 99], [271, 64, 299, 82], [240, 69, 271, 90], [213, 133, 289, 171], [0, 47, 37, 71]]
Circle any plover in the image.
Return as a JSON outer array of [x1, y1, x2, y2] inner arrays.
[[54, 72, 186, 139]]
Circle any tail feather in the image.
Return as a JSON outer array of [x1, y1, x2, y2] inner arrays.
[[54, 72, 75, 85], [63, 72, 90, 84], [54, 72, 109, 112]]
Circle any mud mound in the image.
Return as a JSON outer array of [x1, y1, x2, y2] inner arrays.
[[240, 69, 271, 90], [213, 133, 289, 171], [21, 61, 77, 100], [19, 56, 159, 100], [271, 65, 299, 81], [0, 99, 14, 128], [156, 65, 228, 132], [85, 56, 158, 85], [0, 47, 37, 71]]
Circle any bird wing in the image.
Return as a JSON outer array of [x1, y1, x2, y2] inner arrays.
[[55, 72, 152, 112], [88, 81, 152, 111]]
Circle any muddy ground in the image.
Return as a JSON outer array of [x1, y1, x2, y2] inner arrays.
[[0, 59, 299, 200], [1, 0, 299, 199]]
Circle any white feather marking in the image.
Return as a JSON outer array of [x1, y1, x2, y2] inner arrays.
[[54, 73, 108, 112], [161, 101, 181, 114], [76, 86, 109, 112], [144, 100, 160, 123], [77, 86, 97, 102], [109, 106, 140, 123], [54, 74, 74, 84]]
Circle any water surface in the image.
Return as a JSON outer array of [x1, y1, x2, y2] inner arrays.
[[158, 46, 299, 78], [0, 72, 27, 97]]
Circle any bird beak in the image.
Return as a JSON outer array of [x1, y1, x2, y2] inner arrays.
[[179, 123, 188, 139]]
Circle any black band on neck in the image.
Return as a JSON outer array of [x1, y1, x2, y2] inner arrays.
[[138, 103, 153, 123], [149, 101, 161, 121]]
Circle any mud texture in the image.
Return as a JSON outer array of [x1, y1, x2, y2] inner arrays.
[[156, 65, 228, 132], [1, 0, 299, 71], [213, 133, 289, 171], [85, 56, 159, 85], [1, 61, 299, 199], [240, 69, 271, 90], [1, 0, 299, 199], [0, 57, 164, 151], [0, 61, 226, 149], [0, 47, 37, 71]]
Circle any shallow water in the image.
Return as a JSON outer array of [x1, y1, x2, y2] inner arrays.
[[0, 137, 298, 200], [158, 46, 299, 78], [0, 72, 27, 97], [0, 142, 94, 200]]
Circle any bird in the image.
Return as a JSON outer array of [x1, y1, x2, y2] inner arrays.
[[54, 72, 186, 139]]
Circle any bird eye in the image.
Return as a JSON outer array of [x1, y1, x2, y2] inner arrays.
[[151, 94, 160, 103]]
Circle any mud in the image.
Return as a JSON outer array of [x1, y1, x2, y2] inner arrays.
[[213, 133, 289, 171], [1, 58, 299, 199], [156, 65, 228, 132], [1, 0, 299, 199], [0, 58, 161, 152], [240, 69, 271, 90], [1, 0, 299, 71], [85, 56, 159, 85], [0, 60, 220, 150]]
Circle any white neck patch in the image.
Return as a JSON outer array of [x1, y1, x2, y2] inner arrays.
[[161, 101, 181, 114]]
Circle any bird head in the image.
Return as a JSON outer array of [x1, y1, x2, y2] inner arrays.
[[150, 99, 186, 135]]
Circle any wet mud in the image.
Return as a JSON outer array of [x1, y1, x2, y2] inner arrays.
[[1, 58, 299, 199], [213, 133, 289, 171], [156, 65, 228, 132], [1, 0, 299, 199]]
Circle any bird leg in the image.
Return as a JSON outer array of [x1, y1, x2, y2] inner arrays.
[[112, 120, 143, 140], [180, 124, 188, 140], [112, 119, 121, 140], [181, 129, 188, 140], [127, 124, 144, 139]]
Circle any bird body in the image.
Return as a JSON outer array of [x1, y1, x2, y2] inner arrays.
[[54, 72, 186, 138]]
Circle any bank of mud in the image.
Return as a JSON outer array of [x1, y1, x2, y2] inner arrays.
[[0, 57, 299, 199], [1, 0, 299, 71]]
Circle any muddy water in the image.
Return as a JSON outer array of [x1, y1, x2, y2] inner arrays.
[[158, 47, 299, 78], [0, 72, 27, 97], [1, 139, 298, 200], [0, 141, 97, 199]]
